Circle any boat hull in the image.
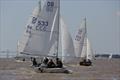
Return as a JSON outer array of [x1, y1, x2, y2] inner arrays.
[[35, 67, 70, 73], [79, 61, 92, 66]]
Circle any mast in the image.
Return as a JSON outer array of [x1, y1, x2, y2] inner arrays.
[[56, 0, 60, 59], [84, 17, 87, 60], [38, 0, 41, 13], [0, 17, 2, 54]]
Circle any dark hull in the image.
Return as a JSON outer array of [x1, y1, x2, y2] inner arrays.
[[79, 61, 92, 66]]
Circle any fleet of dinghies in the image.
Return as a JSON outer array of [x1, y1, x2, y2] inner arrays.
[[17, 0, 94, 73]]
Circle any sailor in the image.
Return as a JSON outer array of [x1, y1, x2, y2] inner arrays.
[[32, 58, 38, 67], [40, 57, 49, 68], [47, 59, 56, 68], [22, 58, 25, 61], [56, 58, 63, 68], [83, 59, 86, 63], [43, 57, 49, 64], [87, 59, 92, 64]]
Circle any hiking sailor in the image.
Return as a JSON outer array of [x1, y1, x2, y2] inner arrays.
[[56, 58, 63, 68], [32, 58, 38, 67], [40, 57, 49, 68], [47, 59, 56, 68]]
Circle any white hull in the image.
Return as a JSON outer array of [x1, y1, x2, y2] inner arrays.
[[35, 67, 71, 73]]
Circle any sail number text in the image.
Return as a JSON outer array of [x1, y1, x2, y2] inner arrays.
[[26, 16, 49, 33], [75, 35, 81, 41], [46, 1, 54, 12], [75, 30, 82, 41], [36, 20, 48, 31], [47, 1, 54, 7], [31, 17, 49, 32]]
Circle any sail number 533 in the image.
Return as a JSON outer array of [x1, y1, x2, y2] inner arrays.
[[36, 20, 48, 31]]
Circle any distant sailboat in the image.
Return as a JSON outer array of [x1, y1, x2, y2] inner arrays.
[[80, 38, 94, 61], [74, 18, 94, 66]]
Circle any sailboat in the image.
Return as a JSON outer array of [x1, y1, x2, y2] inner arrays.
[[17, 0, 73, 73], [74, 18, 94, 66]]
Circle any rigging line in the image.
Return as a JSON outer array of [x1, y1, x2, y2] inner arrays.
[[0, 0, 1, 52]]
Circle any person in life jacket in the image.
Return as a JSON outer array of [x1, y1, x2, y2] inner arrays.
[[56, 58, 63, 68], [40, 57, 49, 68], [47, 59, 56, 68], [32, 58, 37, 67]]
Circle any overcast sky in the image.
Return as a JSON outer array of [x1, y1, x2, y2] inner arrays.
[[0, 0, 120, 55]]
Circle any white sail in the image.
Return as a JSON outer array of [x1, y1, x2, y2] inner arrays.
[[17, 1, 41, 54], [18, 0, 60, 56], [48, 17, 75, 62], [86, 39, 94, 60], [48, 41, 57, 56], [80, 37, 94, 60], [60, 17, 75, 63], [74, 18, 86, 57], [80, 37, 86, 59]]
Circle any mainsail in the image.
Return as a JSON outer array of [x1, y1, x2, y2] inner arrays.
[[18, 0, 60, 57], [74, 18, 86, 57], [17, 1, 41, 55]]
